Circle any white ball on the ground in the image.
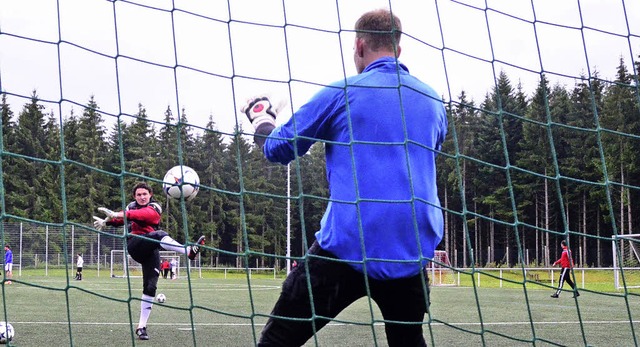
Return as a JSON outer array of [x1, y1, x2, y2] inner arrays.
[[0, 321, 14, 344], [156, 293, 166, 303]]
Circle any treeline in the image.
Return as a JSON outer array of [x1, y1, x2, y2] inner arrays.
[[441, 56, 640, 268], [1, 56, 640, 269], [0, 93, 327, 269]]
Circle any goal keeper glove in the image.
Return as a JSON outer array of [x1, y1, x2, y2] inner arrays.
[[92, 216, 107, 231], [241, 96, 287, 146], [242, 96, 278, 129], [97, 207, 119, 219]]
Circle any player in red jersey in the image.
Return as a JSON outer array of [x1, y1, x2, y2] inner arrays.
[[551, 240, 579, 298], [93, 182, 205, 340]]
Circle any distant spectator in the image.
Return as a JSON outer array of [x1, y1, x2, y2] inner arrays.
[[170, 258, 177, 280], [75, 253, 84, 280], [4, 245, 12, 284], [161, 259, 170, 279]]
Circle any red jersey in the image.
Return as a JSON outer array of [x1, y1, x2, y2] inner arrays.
[[107, 201, 162, 236], [553, 249, 573, 268]]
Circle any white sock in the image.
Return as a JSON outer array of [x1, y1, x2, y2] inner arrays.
[[138, 294, 154, 329], [160, 236, 186, 254]]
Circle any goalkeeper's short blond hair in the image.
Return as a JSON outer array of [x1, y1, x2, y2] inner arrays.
[[354, 9, 402, 53]]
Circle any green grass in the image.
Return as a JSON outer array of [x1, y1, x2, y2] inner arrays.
[[1, 269, 639, 346]]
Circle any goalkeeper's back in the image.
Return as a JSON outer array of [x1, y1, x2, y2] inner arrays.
[[263, 56, 448, 280]]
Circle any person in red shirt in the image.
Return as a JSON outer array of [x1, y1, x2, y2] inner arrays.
[[161, 259, 170, 279], [551, 240, 579, 298], [92, 182, 205, 340]]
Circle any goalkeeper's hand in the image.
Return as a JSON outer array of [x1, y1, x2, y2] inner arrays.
[[92, 216, 107, 231], [97, 207, 119, 219], [241, 96, 287, 132]]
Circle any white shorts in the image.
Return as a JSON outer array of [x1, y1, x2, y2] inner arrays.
[[4, 263, 12, 272]]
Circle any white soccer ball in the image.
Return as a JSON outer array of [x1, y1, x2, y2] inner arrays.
[[156, 293, 166, 303], [0, 321, 14, 344], [162, 165, 200, 201]]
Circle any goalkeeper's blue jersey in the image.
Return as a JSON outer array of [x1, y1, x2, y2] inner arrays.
[[263, 57, 448, 280]]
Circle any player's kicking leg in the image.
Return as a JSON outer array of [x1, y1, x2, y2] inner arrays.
[[188, 235, 206, 260], [148, 231, 205, 260]]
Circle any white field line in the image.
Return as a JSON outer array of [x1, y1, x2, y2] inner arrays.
[[7, 320, 639, 327]]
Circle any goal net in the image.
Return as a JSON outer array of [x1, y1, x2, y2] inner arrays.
[[613, 234, 640, 289], [2, 0, 640, 345], [110, 250, 181, 279], [427, 250, 458, 286]]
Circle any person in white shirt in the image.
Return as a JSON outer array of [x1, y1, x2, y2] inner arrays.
[[75, 253, 83, 280], [170, 258, 177, 280]]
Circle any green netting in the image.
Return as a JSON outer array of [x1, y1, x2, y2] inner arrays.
[[1, 1, 640, 346]]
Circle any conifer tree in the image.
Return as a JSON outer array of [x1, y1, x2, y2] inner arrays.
[[10, 91, 49, 219], [40, 110, 63, 222], [601, 58, 640, 237], [1, 93, 18, 216], [67, 97, 112, 221], [224, 125, 253, 267], [193, 116, 228, 264]]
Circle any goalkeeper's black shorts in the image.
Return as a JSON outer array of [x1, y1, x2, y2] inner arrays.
[[127, 231, 168, 297], [259, 241, 430, 347], [127, 230, 169, 264]]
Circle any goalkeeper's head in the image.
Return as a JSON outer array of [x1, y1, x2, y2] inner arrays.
[[132, 182, 153, 197], [353, 9, 402, 73]]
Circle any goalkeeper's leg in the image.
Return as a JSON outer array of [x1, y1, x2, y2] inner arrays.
[[137, 250, 160, 340], [147, 230, 205, 259], [258, 242, 364, 346], [128, 237, 160, 340], [373, 272, 429, 347]]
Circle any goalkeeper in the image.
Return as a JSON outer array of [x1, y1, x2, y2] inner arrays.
[[92, 182, 205, 341], [242, 8, 447, 347]]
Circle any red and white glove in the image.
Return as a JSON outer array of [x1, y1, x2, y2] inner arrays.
[[241, 96, 287, 132]]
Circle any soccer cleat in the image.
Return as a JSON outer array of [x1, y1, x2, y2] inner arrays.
[[136, 327, 149, 340], [573, 292, 580, 298], [550, 294, 558, 298], [187, 235, 205, 260]]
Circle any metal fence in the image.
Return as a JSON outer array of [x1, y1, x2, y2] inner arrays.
[[0, 222, 273, 278], [1, 221, 127, 276]]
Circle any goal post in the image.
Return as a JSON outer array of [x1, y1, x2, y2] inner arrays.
[[427, 250, 458, 286], [110, 250, 181, 279], [613, 234, 640, 290]]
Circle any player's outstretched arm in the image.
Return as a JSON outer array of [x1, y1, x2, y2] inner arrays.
[[93, 207, 125, 231]]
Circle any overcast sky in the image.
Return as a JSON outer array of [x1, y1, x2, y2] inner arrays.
[[1, 0, 639, 136]]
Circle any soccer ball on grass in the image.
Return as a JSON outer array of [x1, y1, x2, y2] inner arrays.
[[156, 293, 166, 303], [162, 165, 200, 201], [0, 321, 14, 344]]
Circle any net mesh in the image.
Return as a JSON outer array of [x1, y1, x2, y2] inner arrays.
[[1, 1, 640, 346]]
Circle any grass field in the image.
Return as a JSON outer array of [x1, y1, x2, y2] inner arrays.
[[1, 269, 640, 346]]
